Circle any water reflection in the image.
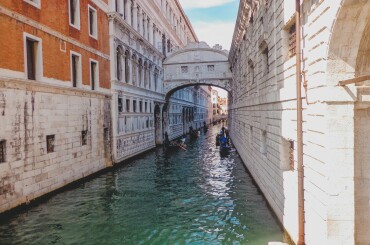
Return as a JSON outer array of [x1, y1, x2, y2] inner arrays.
[[0, 125, 285, 245]]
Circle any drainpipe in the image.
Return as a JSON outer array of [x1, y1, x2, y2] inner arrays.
[[295, 0, 305, 244]]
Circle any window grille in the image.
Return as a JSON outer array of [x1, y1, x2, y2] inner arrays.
[[289, 140, 295, 171], [181, 66, 188, 73], [207, 65, 214, 72], [82, 130, 88, 145], [289, 24, 296, 57], [118, 98, 123, 112], [47, 135, 55, 153], [0, 140, 6, 163]]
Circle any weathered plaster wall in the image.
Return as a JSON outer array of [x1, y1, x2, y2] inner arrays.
[[0, 78, 112, 214]]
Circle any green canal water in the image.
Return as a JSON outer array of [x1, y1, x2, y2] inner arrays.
[[0, 126, 286, 245]]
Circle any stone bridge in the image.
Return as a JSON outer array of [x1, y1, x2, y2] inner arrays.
[[163, 42, 232, 99]]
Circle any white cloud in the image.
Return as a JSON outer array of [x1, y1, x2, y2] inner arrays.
[[192, 21, 235, 51], [179, 0, 235, 9]]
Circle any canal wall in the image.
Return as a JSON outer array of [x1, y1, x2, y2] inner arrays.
[[0, 78, 112, 214], [229, 0, 370, 244]]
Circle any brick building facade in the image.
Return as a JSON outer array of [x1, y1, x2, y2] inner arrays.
[[0, 0, 112, 213]]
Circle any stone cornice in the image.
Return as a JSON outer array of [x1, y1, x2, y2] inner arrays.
[[173, 0, 198, 42], [229, 0, 254, 63], [0, 77, 111, 99]]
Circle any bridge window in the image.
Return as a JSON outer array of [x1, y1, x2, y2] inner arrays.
[[207, 65, 214, 72], [181, 66, 188, 73]]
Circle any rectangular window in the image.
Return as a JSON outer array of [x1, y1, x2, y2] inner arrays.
[[26, 38, 36, 80], [289, 24, 296, 57], [181, 66, 188, 73], [289, 140, 295, 171], [133, 100, 137, 112], [207, 65, 214, 72], [118, 98, 123, 112], [24, 33, 43, 81], [46, 135, 55, 153], [261, 130, 267, 155], [145, 102, 147, 112], [71, 52, 81, 87], [69, 0, 80, 29], [0, 140, 6, 163], [88, 5, 98, 39], [139, 101, 143, 113], [90, 60, 98, 90], [126, 99, 130, 112], [81, 130, 88, 145]]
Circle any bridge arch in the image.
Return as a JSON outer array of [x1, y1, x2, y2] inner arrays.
[[163, 42, 232, 100]]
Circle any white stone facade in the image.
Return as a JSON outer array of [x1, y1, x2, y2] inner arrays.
[[108, 0, 199, 162], [0, 79, 111, 214], [229, 0, 370, 244]]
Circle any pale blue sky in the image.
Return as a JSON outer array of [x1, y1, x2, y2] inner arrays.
[[179, 0, 239, 50]]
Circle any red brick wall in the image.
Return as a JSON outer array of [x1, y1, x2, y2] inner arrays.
[[0, 0, 110, 89]]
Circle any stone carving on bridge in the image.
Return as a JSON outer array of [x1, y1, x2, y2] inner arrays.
[[163, 42, 232, 97]]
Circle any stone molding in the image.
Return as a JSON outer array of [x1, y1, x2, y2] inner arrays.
[[0, 77, 111, 99]]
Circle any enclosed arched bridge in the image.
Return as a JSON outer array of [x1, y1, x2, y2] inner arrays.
[[163, 42, 232, 99]]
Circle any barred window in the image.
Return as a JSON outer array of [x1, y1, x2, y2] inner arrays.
[[118, 98, 123, 112], [0, 140, 6, 163], [181, 66, 188, 73], [46, 135, 55, 153], [207, 65, 214, 72], [289, 140, 295, 171], [289, 24, 296, 57], [82, 130, 88, 146]]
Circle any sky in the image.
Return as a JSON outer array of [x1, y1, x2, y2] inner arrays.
[[179, 0, 239, 51], [178, 0, 238, 98]]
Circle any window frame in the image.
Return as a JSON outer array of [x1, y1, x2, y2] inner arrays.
[[69, 0, 81, 30], [89, 58, 99, 91], [70, 51, 82, 88], [46, 135, 55, 153], [81, 130, 88, 146], [88, 4, 98, 39], [0, 140, 6, 163], [23, 33, 43, 81]]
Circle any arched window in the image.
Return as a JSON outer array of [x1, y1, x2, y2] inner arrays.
[[131, 54, 137, 85], [154, 68, 158, 91], [138, 58, 143, 87], [124, 50, 130, 83], [162, 34, 166, 55], [167, 39, 171, 53], [143, 61, 148, 88], [148, 64, 152, 89], [116, 46, 123, 81]]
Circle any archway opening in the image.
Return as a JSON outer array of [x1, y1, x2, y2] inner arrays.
[[165, 85, 229, 140]]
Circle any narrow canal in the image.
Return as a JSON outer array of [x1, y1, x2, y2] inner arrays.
[[0, 125, 286, 245]]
